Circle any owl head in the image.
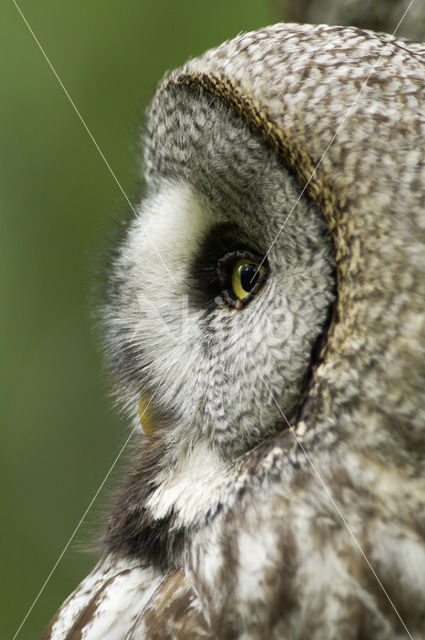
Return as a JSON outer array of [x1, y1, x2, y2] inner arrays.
[[43, 24, 425, 639]]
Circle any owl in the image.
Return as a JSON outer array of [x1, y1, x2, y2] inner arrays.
[[42, 23, 425, 639]]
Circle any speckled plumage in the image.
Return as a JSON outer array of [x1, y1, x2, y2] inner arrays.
[[43, 23, 425, 639]]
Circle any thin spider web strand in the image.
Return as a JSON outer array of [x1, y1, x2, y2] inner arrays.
[[11, 397, 154, 640], [11, 0, 176, 284], [251, 358, 414, 640], [249, 0, 417, 284]]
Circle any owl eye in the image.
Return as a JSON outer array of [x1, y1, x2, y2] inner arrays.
[[232, 259, 265, 301], [217, 249, 269, 309]]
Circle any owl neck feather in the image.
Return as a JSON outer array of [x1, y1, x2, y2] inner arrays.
[[103, 435, 229, 569]]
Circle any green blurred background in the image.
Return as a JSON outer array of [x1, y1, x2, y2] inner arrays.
[[1, 1, 277, 637], [4, 0, 422, 637]]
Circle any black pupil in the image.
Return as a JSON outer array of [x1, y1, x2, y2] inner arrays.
[[241, 264, 259, 292]]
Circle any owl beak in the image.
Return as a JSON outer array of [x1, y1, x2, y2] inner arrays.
[[138, 396, 154, 438]]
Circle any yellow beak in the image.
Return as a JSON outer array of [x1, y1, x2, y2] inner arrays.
[[138, 396, 154, 437]]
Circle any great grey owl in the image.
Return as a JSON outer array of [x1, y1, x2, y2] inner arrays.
[[42, 23, 425, 639]]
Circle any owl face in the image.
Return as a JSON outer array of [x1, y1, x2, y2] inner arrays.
[[104, 89, 335, 462]]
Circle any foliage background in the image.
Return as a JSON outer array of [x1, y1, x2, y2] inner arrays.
[[0, 2, 275, 637]]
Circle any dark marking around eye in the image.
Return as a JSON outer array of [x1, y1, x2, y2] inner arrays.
[[188, 223, 268, 312]]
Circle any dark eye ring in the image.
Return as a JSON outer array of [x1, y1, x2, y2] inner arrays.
[[217, 249, 269, 310]]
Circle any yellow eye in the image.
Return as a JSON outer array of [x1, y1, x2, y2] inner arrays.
[[231, 258, 265, 301]]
